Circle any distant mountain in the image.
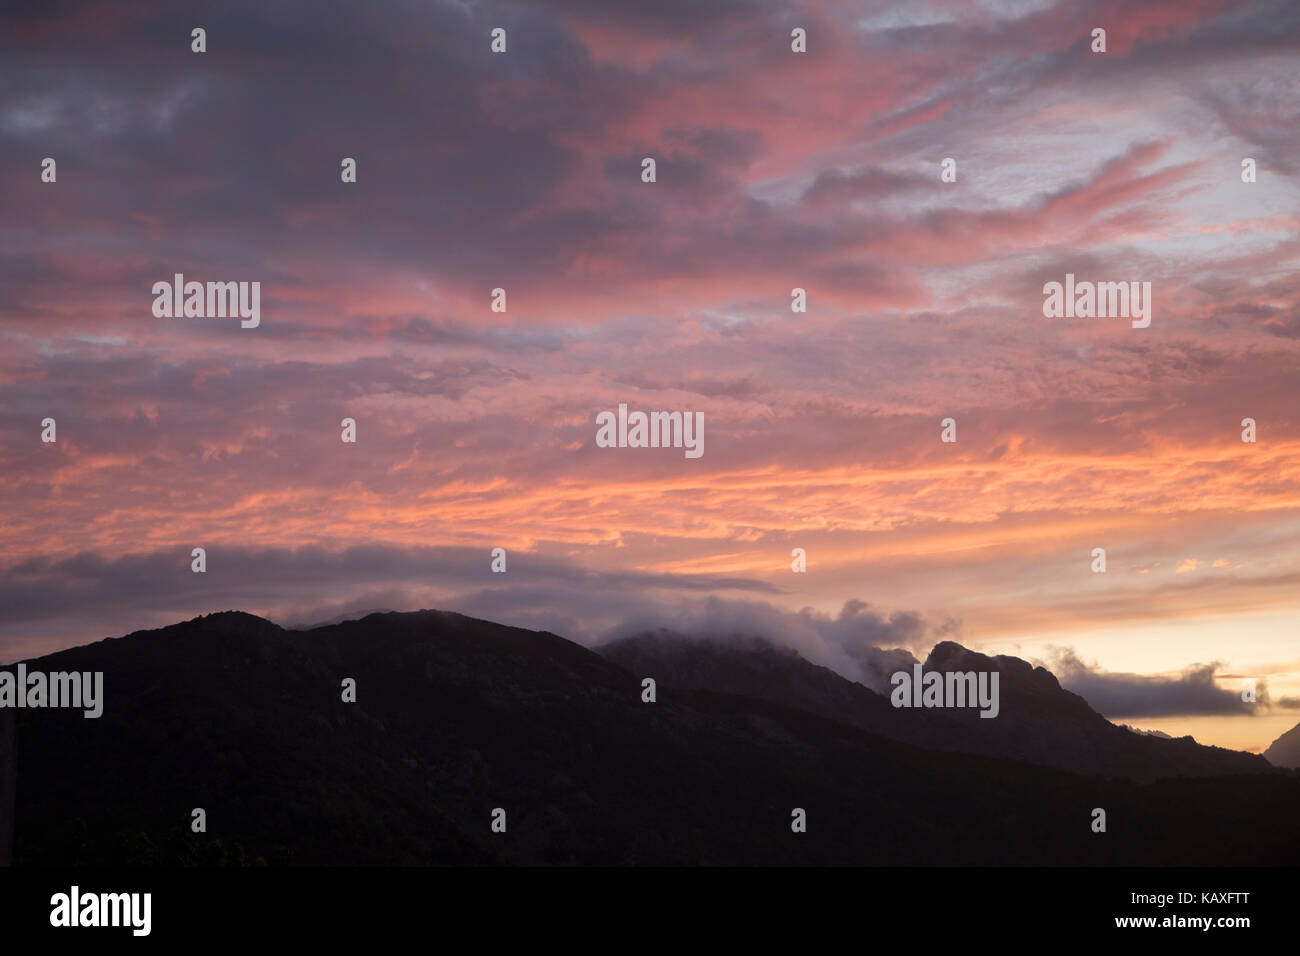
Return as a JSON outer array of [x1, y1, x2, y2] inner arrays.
[[598, 632, 1272, 782], [1264, 721, 1300, 769], [8, 610, 1299, 866], [285, 607, 398, 630], [1118, 725, 1173, 739]]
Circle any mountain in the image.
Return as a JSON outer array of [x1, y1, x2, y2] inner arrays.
[[7, 609, 1299, 866], [287, 607, 397, 630], [1118, 725, 1173, 739], [598, 632, 1272, 781], [0, 707, 12, 866], [1264, 721, 1300, 769]]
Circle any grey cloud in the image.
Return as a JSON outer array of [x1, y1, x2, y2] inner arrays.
[[601, 595, 947, 691], [1045, 646, 1274, 717], [0, 544, 782, 661]]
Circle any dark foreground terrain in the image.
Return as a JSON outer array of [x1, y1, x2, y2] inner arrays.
[[8, 610, 1299, 865]]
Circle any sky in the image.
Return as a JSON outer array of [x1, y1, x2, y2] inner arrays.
[[2, 0, 1298, 752]]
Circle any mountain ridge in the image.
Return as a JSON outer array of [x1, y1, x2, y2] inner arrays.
[[1263, 720, 1300, 769], [6, 609, 1297, 866], [598, 630, 1272, 782]]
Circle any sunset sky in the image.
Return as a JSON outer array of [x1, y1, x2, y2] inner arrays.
[[2, 0, 1298, 752]]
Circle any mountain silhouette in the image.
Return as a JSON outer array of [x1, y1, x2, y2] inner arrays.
[[7, 609, 1298, 866], [0, 707, 12, 866], [1264, 720, 1300, 769], [599, 632, 1271, 781]]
